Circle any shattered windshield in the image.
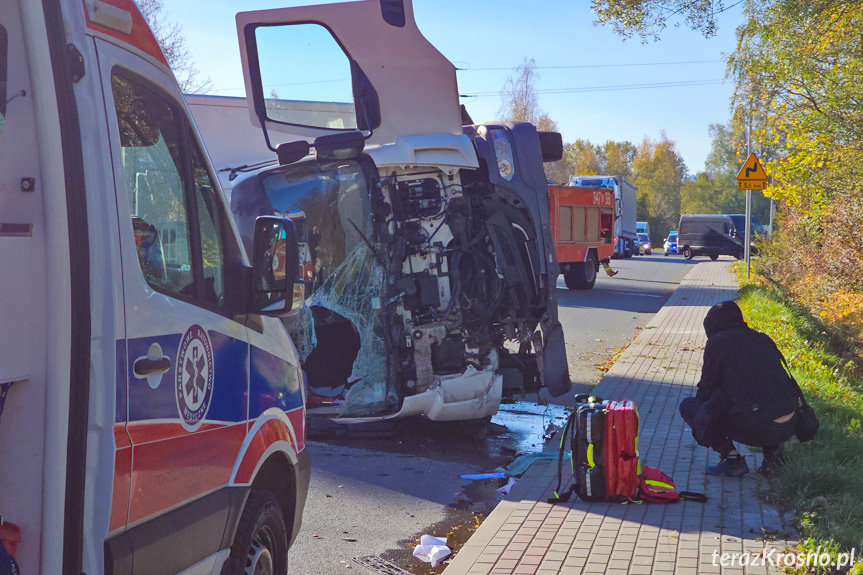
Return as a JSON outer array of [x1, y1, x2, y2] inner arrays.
[[260, 160, 392, 415], [261, 160, 371, 293]]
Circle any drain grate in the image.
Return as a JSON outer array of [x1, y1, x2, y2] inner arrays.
[[352, 556, 415, 575]]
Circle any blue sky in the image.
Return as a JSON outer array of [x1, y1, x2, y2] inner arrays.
[[170, 0, 745, 173]]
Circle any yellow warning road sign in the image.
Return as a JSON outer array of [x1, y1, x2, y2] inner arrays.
[[736, 153, 768, 182], [738, 181, 767, 190]]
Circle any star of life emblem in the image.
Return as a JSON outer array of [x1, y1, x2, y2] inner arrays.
[[175, 325, 214, 431]]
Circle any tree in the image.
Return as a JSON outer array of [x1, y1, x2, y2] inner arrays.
[[632, 133, 686, 241], [498, 57, 542, 124], [135, 0, 212, 93], [566, 140, 602, 175], [590, 0, 737, 41], [498, 58, 568, 182], [597, 140, 636, 178], [730, 0, 863, 307]]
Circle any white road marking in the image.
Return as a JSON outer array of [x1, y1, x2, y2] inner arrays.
[[606, 291, 666, 298]]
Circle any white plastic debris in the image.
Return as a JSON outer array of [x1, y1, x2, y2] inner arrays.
[[412, 534, 451, 567], [496, 477, 518, 495]]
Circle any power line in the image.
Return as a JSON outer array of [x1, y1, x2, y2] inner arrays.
[[461, 78, 726, 98], [457, 59, 724, 72]]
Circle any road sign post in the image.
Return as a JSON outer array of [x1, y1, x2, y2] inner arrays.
[[745, 190, 752, 277], [736, 153, 768, 279]]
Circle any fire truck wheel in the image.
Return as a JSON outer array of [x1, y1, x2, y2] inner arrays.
[[564, 254, 598, 290], [563, 267, 581, 289], [225, 489, 289, 575], [583, 254, 598, 288]]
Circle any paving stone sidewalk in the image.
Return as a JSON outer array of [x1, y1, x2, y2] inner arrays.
[[444, 261, 796, 575]]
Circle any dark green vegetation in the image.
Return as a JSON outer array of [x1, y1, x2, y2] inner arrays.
[[736, 264, 863, 567]]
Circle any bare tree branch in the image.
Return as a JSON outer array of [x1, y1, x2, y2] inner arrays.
[[135, 0, 212, 94]]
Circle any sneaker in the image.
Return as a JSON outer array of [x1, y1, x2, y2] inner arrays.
[[706, 456, 750, 477]]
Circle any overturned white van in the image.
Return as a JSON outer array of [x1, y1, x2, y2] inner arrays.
[[190, 0, 572, 423]]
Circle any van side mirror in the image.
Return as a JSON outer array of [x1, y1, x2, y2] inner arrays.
[[537, 131, 564, 163], [250, 216, 303, 316], [730, 229, 737, 238]]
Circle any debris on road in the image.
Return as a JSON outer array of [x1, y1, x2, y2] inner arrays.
[[504, 451, 570, 476], [459, 472, 507, 481], [412, 535, 451, 567], [496, 477, 518, 495]]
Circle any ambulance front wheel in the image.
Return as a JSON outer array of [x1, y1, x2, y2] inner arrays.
[[226, 489, 289, 575]]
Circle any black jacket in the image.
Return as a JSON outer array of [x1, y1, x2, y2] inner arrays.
[[696, 325, 799, 420]]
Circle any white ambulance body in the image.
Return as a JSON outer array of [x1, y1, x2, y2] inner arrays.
[[0, 1, 309, 574]]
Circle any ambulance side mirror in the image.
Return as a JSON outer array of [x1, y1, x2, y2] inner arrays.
[[249, 216, 303, 316]]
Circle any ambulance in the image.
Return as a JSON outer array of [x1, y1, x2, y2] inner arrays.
[[0, 1, 308, 573]]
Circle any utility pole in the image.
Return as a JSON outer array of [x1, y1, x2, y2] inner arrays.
[[769, 198, 775, 236], [745, 116, 752, 279], [736, 114, 766, 280]]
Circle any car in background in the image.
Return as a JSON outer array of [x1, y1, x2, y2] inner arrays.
[[637, 233, 652, 255], [664, 232, 678, 255], [678, 214, 758, 260]]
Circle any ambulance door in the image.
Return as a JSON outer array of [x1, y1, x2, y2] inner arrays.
[[98, 40, 250, 569]]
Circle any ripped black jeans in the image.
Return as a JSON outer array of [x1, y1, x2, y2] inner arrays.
[[679, 396, 796, 459]]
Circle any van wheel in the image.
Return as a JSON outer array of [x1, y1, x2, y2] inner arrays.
[[225, 490, 288, 575], [709, 254, 719, 261], [682, 247, 694, 260], [735, 249, 745, 260]]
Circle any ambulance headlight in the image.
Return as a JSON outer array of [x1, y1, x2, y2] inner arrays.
[[489, 129, 515, 181]]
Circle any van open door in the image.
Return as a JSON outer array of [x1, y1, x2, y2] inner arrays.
[[236, 0, 462, 147]]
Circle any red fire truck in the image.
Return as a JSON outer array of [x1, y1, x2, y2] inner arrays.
[[549, 185, 616, 289]]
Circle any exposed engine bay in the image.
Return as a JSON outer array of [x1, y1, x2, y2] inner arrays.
[[230, 123, 570, 420]]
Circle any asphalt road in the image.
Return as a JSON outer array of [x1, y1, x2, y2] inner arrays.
[[288, 253, 697, 575]]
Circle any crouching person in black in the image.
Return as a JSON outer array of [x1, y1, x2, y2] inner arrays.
[[679, 300, 798, 476]]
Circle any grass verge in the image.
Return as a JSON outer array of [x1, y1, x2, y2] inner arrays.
[[734, 263, 863, 572]]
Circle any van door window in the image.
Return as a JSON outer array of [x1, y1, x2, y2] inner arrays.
[[112, 72, 226, 307], [254, 23, 357, 130]]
